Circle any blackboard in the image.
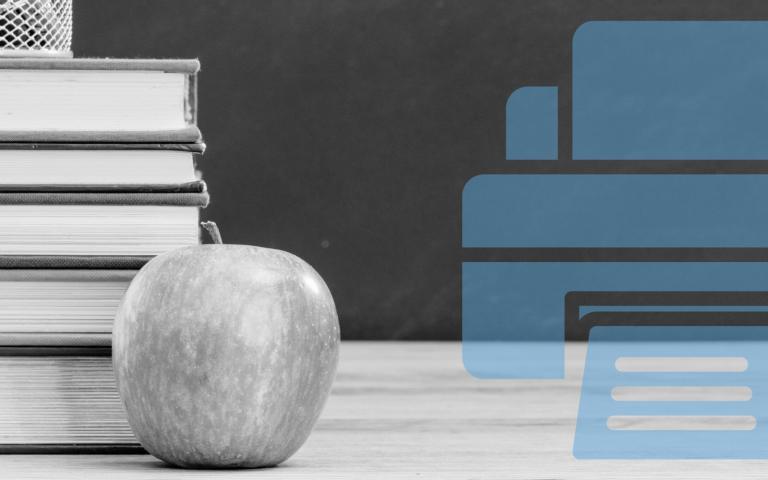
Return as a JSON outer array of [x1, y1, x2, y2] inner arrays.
[[74, 0, 767, 339]]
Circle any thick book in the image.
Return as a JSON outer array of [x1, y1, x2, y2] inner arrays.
[[0, 142, 204, 185], [0, 190, 206, 256], [0, 270, 135, 347], [0, 58, 200, 141], [0, 346, 141, 452]]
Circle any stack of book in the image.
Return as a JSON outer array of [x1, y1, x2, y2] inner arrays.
[[0, 58, 206, 452]]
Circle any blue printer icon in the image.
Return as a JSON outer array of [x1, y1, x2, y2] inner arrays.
[[462, 21, 768, 459]]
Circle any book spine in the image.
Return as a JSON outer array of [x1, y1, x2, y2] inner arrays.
[[187, 71, 198, 126], [0, 142, 205, 153]]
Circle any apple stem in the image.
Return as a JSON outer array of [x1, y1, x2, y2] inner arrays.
[[201, 221, 224, 244]]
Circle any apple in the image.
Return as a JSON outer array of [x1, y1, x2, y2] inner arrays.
[[112, 223, 340, 468]]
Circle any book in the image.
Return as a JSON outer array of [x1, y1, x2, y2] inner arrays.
[[0, 142, 203, 185], [0, 190, 207, 256], [0, 270, 135, 347], [0, 58, 200, 139], [0, 347, 141, 452]]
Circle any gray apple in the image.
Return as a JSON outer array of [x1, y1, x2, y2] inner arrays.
[[113, 242, 340, 468]]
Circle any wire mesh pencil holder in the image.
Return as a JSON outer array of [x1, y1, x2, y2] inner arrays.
[[0, 0, 72, 57]]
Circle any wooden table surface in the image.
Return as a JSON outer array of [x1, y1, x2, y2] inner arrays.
[[1, 341, 767, 479]]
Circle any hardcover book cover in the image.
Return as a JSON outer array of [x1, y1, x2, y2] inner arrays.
[[0, 256, 150, 269], [0, 141, 205, 153], [0, 127, 203, 145], [0, 190, 210, 207]]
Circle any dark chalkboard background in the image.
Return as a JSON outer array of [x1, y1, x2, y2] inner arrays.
[[73, 1, 768, 339]]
